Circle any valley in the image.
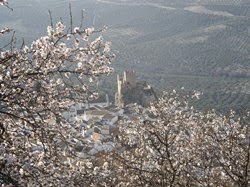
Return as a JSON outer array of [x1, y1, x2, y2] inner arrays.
[[0, 0, 249, 113]]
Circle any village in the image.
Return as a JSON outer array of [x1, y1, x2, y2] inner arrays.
[[62, 70, 157, 158]]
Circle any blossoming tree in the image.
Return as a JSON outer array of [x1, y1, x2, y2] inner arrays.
[[0, 2, 114, 186], [106, 92, 249, 187]]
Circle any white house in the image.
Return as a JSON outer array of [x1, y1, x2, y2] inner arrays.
[[102, 113, 118, 126], [100, 125, 110, 135]]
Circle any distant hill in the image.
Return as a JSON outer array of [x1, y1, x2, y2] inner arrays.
[[97, 0, 250, 113], [0, 0, 249, 113]]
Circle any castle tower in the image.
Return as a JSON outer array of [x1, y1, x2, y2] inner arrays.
[[115, 70, 156, 108], [123, 70, 136, 88], [115, 74, 124, 108], [117, 74, 121, 97], [105, 94, 110, 106]]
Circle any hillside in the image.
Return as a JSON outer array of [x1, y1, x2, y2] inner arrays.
[[0, 0, 249, 113], [96, 0, 250, 113]]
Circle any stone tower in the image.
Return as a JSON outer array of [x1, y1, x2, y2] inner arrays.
[[115, 70, 157, 108], [115, 70, 136, 108], [123, 70, 136, 88], [115, 74, 124, 108]]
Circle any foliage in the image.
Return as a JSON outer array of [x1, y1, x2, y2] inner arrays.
[[105, 91, 250, 187], [0, 2, 114, 186]]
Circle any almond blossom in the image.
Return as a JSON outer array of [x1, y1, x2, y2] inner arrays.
[[103, 92, 249, 187], [0, 0, 7, 6], [0, 9, 114, 186]]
